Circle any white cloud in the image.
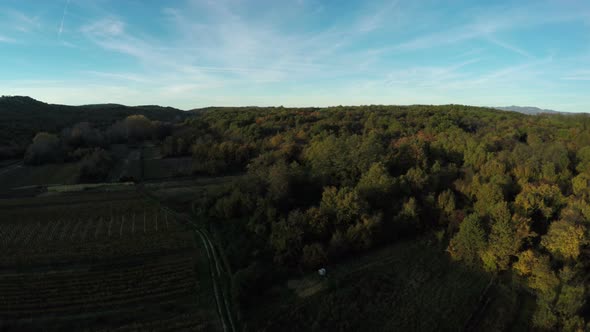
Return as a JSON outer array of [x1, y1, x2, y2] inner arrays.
[[83, 71, 152, 83], [0, 35, 15, 43], [384, 58, 480, 87], [562, 70, 590, 81], [1, 9, 40, 33], [356, 0, 400, 33], [80, 0, 416, 88], [82, 17, 125, 37], [486, 36, 532, 58], [58, 0, 71, 38]]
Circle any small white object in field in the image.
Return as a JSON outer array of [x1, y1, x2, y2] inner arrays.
[[318, 268, 327, 276]]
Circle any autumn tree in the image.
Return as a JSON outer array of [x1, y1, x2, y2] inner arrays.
[[79, 148, 113, 182], [24, 132, 62, 165], [514, 250, 559, 296], [514, 183, 565, 220], [320, 186, 367, 226], [541, 220, 586, 261]]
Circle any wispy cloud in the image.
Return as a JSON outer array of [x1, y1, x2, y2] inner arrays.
[[377, 2, 589, 57], [562, 70, 590, 81], [486, 36, 533, 58], [0, 35, 15, 43], [81, 17, 125, 37], [442, 56, 553, 90], [0, 9, 40, 37], [356, 0, 400, 33], [384, 58, 481, 87], [3, 9, 40, 33], [80, 0, 416, 87], [58, 0, 71, 38], [83, 71, 152, 83]]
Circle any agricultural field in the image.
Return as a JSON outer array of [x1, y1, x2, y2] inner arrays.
[[143, 157, 194, 180], [0, 162, 80, 190], [108, 144, 142, 182], [144, 176, 239, 210], [0, 189, 221, 331]]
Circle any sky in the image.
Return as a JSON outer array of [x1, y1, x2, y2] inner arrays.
[[1, 0, 590, 112]]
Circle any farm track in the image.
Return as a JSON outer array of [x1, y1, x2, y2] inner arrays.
[[0, 161, 22, 176], [0, 194, 140, 209], [462, 277, 495, 331], [136, 184, 237, 332]]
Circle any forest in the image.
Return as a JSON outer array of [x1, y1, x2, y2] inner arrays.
[[5, 99, 590, 330], [179, 105, 590, 331]]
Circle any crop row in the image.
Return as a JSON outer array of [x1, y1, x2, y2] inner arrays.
[[85, 312, 219, 332], [1, 199, 156, 221], [0, 208, 189, 248], [0, 255, 199, 316], [0, 230, 196, 266], [0, 254, 195, 292], [0, 286, 194, 318]]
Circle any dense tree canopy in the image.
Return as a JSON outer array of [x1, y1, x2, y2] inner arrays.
[[179, 105, 590, 330]]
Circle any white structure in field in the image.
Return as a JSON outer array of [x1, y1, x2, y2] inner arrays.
[[318, 268, 326, 277]]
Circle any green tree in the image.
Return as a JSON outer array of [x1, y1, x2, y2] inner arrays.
[[448, 214, 486, 266], [270, 217, 304, 265], [474, 183, 504, 217], [575, 146, 590, 174], [481, 204, 519, 271], [437, 189, 456, 215], [320, 186, 367, 226], [356, 162, 395, 208], [514, 183, 565, 220]]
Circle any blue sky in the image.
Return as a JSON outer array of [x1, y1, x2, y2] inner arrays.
[[1, 0, 590, 112]]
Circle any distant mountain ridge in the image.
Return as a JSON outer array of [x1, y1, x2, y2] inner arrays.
[[0, 96, 187, 155], [494, 105, 561, 115]]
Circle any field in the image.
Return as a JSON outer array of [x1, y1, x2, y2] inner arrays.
[[245, 239, 522, 332], [0, 189, 221, 331], [143, 157, 194, 180], [0, 162, 80, 190]]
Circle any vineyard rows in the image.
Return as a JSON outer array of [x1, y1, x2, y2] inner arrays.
[[0, 208, 180, 247], [86, 312, 219, 332], [0, 256, 197, 317], [0, 194, 220, 331]]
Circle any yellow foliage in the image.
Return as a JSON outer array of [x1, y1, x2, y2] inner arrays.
[[541, 220, 586, 260]]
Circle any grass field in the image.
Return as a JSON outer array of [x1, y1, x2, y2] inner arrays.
[[0, 189, 221, 331], [245, 239, 519, 332], [0, 162, 80, 189], [143, 157, 194, 180]]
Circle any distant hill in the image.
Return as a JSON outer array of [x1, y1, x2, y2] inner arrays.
[[494, 106, 561, 115], [0, 96, 187, 157]]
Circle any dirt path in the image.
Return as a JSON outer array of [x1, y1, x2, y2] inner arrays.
[[0, 161, 23, 176], [136, 184, 237, 332]]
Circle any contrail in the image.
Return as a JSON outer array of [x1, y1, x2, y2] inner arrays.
[[58, 0, 71, 38]]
